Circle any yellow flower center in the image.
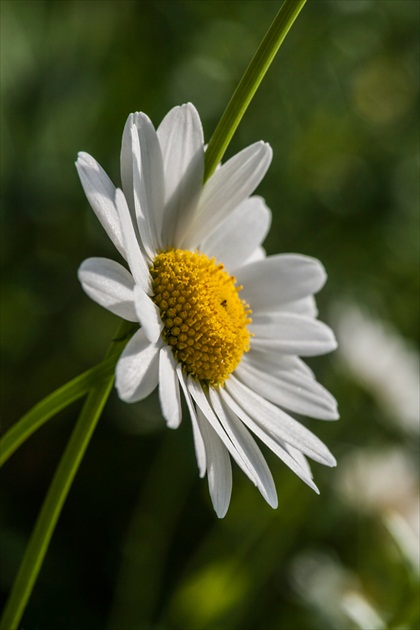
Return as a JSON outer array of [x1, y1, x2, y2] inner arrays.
[[150, 249, 251, 387]]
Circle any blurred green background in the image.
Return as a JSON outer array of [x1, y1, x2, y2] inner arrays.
[[1, 1, 419, 628]]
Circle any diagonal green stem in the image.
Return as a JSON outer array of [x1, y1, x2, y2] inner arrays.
[[0, 320, 132, 630], [1, 355, 116, 467], [204, 0, 307, 181]]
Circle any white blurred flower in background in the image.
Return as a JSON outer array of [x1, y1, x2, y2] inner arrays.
[[334, 303, 419, 434]]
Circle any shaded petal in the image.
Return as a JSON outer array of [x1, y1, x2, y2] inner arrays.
[[249, 312, 337, 356], [244, 349, 315, 379], [209, 388, 278, 508], [121, 113, 164, 249], [131, 117, 165, 257], [196, 407, 232, 518], [183, 141, 272, 248], [78, 257, 137, 322], [237, 254, 326, 311], [157, 103, 204, 248], [120, 113, 136, 217], [115, 329, 161, 403], [187, 376, 269, 487], [219, 386, 320, 493], [235, 360, 339, 420], [159, 347, 182, 429], [177, 365, 206, 477], [114, 189, 151, 293], [226, 375, 336, 467], [76, 152, 125, 258], [133, 285, 163, 343], [200, 196, 271, 271], [280, 295, 318, 318], [240, 246, 266, 266], [285, 444, 313, 479]]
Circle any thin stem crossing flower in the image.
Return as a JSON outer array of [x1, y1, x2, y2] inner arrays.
[[76, 103, 338, 517]]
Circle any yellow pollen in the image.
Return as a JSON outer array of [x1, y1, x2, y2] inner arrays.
[[150, 249, 252, 386]]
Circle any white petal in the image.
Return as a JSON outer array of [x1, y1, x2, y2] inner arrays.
[[159, 347, 182, 429], [236, 254, 327, 311], [133, 113, 165, 250], [241, 246, 266, 266], [183, 141, 272, 248], [196, 407, 232, 518], [244, 349, 315, 379], [115, 329, 161, 403], [219, 386, 320, 493], [200, 196, 271, 271], [78, 257, 137, 322], [114, 188, 151, 293], [250, 313, 337, 356], [280, 295, 318, 318], [209, 388, 278, 508], [76, 152, 125, 258], [131, 117, 165, 256], [157, 103, 204, 248], [120, 113, 136, 216], [133, 285, 163, 343], [285, 445, 313, 479], [187, 376, 270, 487], [235, 360, 339, 420], [177, 365, 206, 477], [226, 375, 336, 468]]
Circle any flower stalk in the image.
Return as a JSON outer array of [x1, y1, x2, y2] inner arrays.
[[0, 320, 133, 630], [204, 0, 307, 181], [1, 355, 116, 467]]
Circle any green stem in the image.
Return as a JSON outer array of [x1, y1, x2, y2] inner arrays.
[[0, 320, 132, 630], [1, 356, 114, 467], [204, 0, 307, 181]]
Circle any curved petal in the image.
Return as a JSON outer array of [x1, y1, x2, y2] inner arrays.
[[219, 386, 320, 494], [183, 141, 272, 249], [226, 375, 336, 468], [236, 254, 327, 312], [159, 346, 182, 429], [157, 103, 204, 248], [133, 285, 163, 343], [244, 350, 315, 379], [200, 196, 271, 271], [235, 360, 339, 420], [131, 117, 165, 257], [76, 152, 125, 258], [284, 444, 313, 479], [249, 313, 337, 356], [280, 295, 318, 318], [78, 257, 137, 322], [187, 376, 271, 489], [115, 329, 161, 403], [120, 113, 136, 217], [114, 189, 151, 293], [177, 365, 206, 477], [240, 246, 266, 267], [209, 388, 278, 508], [196, 407, 232, 518]]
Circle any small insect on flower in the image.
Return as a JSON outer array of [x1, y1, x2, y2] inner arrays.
[[76, 104, 338, 517]]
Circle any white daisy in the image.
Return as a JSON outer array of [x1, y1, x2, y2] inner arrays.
[[76, 103, 338, 517]]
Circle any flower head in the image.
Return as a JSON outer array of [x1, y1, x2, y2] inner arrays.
[[76, 103, 338, 517]]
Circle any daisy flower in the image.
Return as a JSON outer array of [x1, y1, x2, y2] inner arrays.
[[76, 103, 338, 517]]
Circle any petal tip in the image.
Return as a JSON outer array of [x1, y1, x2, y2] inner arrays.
[[215, 503, 229, 519], [327, 454, 337, 468]]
